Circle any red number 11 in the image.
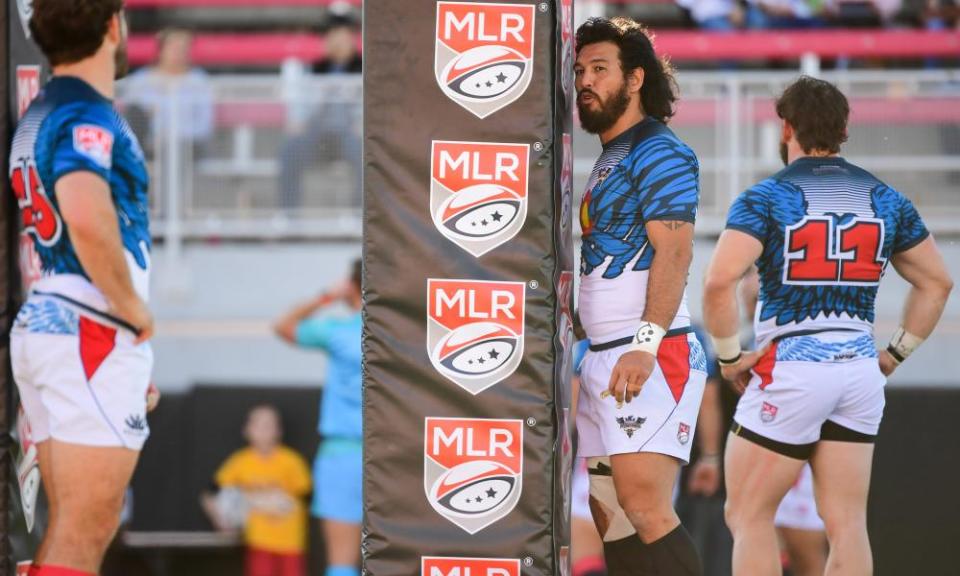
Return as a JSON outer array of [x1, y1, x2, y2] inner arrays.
[[784, 217, 885, 285]]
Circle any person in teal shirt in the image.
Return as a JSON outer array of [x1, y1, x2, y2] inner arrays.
[[275, 259, 362, 576]]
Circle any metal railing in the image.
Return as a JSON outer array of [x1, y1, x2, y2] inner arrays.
[[119, 68, 960, 242]]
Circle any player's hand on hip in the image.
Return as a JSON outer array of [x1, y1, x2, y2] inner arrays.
[[114, 297, 155, 344], [878, 348, 899, 376], [720, 346, 769, 395], [605, 350, 655, 406]]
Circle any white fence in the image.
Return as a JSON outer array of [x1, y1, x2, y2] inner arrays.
[[118, 69, 960, 242]]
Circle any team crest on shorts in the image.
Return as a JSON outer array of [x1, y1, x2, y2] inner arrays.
[[761, 402, 779, 423], [616, 415, 646, 438], [435, 2, 536, 119], [424, 418, 523, 534], [678, 422, 691, 445], [431, 141, 530, 257], [427, 279, 525, 395], [422, 556, 521, 576]]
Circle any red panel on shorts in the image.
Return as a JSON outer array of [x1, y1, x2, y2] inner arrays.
[[755, 342, 778, 390], [78, 317, 117, 381], [657, 335, 691, 404]]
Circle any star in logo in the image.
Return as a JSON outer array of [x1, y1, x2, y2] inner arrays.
[[495, 72, 508, 84], [486, 488, 498, 498], [489, 348, 500, 360], [491, 211, 503, 222]]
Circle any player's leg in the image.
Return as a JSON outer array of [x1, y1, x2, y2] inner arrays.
[[39, 441, 139, 573], [778, 527, 828, 576], [315, 442, 362, 576], [774, 464, 827, 576], [809, 356, 886, 576], [33, 441, 57, 567], [571, 460, 606, 576], [322, 520, 361, 576], [809, 439, 874, 576], [611, 452, 702, 575], [724, 432, 806, 576]]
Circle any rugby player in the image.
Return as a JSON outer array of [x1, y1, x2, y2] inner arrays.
[[575, 16, 706, 576], [10, 2, 153, 575], [703, 76, 953, 575]]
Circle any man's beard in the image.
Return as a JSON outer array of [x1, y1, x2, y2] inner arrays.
[[780, 141, 788, 167], [577, 81, 631, 135]]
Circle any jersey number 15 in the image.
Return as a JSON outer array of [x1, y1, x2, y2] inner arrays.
[[784, 217, 885, 286]]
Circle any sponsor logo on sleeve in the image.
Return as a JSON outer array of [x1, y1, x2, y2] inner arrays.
[[73, 125, 114, 170], [427, 279, 525, 395], [431, 140, 529, 257], [424, 418, 523, 534], [436, 2, 536, 118]]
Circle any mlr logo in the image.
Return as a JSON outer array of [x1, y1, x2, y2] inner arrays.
[[431, 140, 529, 257], [427, 279, 525, 395], [17, 66, 41, 120], [435, 2, 536, 118], [422, 557, 521, 576], [424, 418, 523, 534]]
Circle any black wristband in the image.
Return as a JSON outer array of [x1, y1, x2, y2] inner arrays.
[[717, 352, 742, 366], [886, 345, 906, 364]]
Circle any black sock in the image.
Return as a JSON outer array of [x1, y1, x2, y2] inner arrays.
[[604, 534, 654, 576], [646, 524, 703, 576]]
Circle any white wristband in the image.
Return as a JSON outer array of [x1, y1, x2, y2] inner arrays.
[[711, 334, 742, 364], [627, 322, 667, 355], [887, 327, 924, 364]]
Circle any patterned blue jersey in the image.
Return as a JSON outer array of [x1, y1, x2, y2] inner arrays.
[[579, 117, 700, 340], [726, 156, 929, 345], [9, 76, 151, 310]]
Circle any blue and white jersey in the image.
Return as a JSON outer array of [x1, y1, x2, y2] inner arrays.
[[727, 156, 929, 347], [9, 76, 150, 312], [578, 117, 700, 340]]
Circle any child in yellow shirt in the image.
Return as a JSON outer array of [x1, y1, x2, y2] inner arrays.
[[203, 405, 312, 576]]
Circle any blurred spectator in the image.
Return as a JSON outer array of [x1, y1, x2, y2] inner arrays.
[[313, 13, 363, 74], [278, 13, 362, 209], [275, 260, 363, 576], [123, 29, 214, 156], [678, 0, 746, 31], [202, 405, 312, 576], [745, 0, 828, 28]]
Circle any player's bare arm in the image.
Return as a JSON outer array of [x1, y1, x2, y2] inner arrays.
[[880, 236, 954, 375], [273, 283, 349, 344], [56, 171, 153, 342], [703, 230, 767, 392], [607, 219, 693, 403]]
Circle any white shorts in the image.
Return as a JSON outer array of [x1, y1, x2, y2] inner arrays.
[[775, 464, 824, 531], [577, 329, 707, 463], [11, 296, 152, 450], [734, 332, 884, 458]]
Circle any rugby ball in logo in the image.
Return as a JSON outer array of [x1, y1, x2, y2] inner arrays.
[[439, 184, 521, 239], [443, 45, 526, 101], [435, 322, 518, 377], [431, 460, 517, 516]]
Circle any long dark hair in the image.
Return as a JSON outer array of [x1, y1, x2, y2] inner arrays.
[[575, 17, 678, 123]]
